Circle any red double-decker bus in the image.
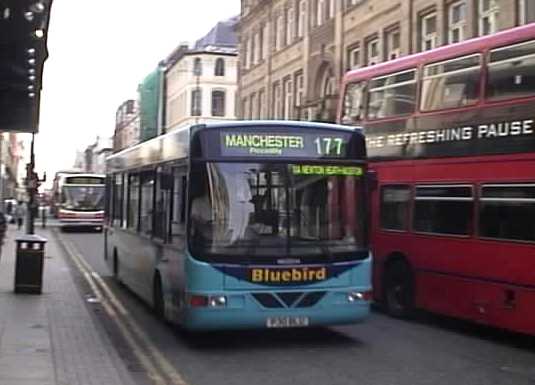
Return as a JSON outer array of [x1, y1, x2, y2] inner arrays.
[[338, 23, 535, 335]]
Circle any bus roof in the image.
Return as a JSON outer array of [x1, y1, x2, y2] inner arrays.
[[344, 23, 535, 82]]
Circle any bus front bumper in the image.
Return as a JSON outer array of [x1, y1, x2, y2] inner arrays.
[[180, 288, 372, 331]]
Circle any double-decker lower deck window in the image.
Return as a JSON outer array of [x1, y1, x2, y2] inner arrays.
[[413, 185, 473, 235], [380, 185, 410, 231], [367, 69, 416, 119], [479, 184, 535, 242], [420, 54, 481, 111], [487, 39, 535, 101]]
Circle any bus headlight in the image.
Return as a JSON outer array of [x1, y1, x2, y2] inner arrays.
[[347, 291, 373, 303], [209, 296, 227, 308]]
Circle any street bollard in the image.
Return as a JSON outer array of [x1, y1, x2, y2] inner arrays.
[[14, 235, 47, 294]]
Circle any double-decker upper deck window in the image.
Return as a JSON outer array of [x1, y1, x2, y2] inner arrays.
[[420, 54, 481, 111], [342, 81, 365, 124], [367, 69, 416, 119], [413, 185, 473, 236], [479, 184, 535, 242], [487, 39, 535, 101], [381, 185, 411, 231]]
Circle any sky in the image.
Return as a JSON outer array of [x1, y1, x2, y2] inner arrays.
[[35, 0, 240, 187]]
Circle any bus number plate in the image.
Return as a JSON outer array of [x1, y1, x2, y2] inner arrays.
[[266, 316, 309, 328]]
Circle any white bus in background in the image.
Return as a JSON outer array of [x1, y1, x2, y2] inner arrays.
[[56, 173, 105, 231]]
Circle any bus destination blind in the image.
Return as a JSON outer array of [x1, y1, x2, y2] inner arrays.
[[220, 132, 351, 158]]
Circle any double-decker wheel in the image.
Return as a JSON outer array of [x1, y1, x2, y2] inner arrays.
[[384, 259, 415, 318]]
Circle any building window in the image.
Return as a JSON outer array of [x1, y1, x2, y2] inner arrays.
[[298, 0, 307, 37], [295, 71, 304, 110], [262, 24, 269, 59], [381, 186, 411, 231], [420, 12, 437, 51], [211, 90, 226, 117], [191, 88, 202, 116], [346, 0, 363, 8], [479, 0, 499, 36], [248, 37, 255, 66], [275, 14, 284, 50], [193, 57, 202, 76], [413, 185, 474, 236], [487, 39, 535, 101], [479, 184, 535, 242], [283, 77, 293, 119], [420, 54, 481, 111], [347, 44, 361, 70], [385, 27, 401, 60], [273, 82, 282, 119], [286, 8, 295, 45], [327, 0, 335, 19], [242, 98, 249, 119], [254, 31, 261, 63], [317, 0, 325, 26], [366, 37, 380, 66], [250, 93, 257, 119], [448, 1, 467, 44], [258, 89, 266, 119], [214, 58, 225, 77]]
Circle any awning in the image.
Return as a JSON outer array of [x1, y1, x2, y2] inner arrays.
[[0, 0, 52, 132]]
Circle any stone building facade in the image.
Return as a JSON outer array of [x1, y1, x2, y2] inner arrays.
[[113, 99, 140, 152], [164, 17, 239, 132], [237, 0, 535, 122]]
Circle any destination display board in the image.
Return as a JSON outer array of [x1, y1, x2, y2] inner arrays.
[[193, 125, 365, 160], [65, 177, 105, 185]]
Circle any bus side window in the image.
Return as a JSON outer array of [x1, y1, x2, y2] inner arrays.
[[487, 39, 535, 101], [367, 69, 416, 120], [479, 184, 535, 242], [380, 185, 410, 231], [413, 185, 473, 236], [153, 167, 173, 242], [127, 174, 140, 231], [420, 54, 481, 111], [171, 167, 187, 241], [140, 171, 155, 236]]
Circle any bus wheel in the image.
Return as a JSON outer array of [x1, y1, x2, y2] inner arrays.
[[113, 251, 120, 281], [153, 273, 165, 321], [384, 259, 414, 318]]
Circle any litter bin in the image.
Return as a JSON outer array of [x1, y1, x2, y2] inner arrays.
[[14, 235, 47, 294]]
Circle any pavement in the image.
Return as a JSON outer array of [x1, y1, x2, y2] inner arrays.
[[0, 225, 137, 385]]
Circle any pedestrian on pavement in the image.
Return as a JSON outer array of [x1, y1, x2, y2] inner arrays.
[[15, 201, 26, 230]]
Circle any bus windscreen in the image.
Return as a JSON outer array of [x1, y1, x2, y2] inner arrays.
[[188, 162, 368, 264]]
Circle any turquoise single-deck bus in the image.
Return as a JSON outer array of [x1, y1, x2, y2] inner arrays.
[[105, 121, 372, 330]]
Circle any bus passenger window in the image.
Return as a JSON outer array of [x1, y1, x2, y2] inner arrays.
[[487, 40, 535, 101], [420, 54, 481, 111], [413, 185, 473, 236], [140, 172, 155, 235], [112, 174, 123, 226], [479, 184, 535, 242], [367, 69, 416, 120], [153, 169, 173, 242], [342, 81, 365, 124], [171, 168, 187, 240], [381, 185, 410, 231], [127, 174, 140, 231]]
